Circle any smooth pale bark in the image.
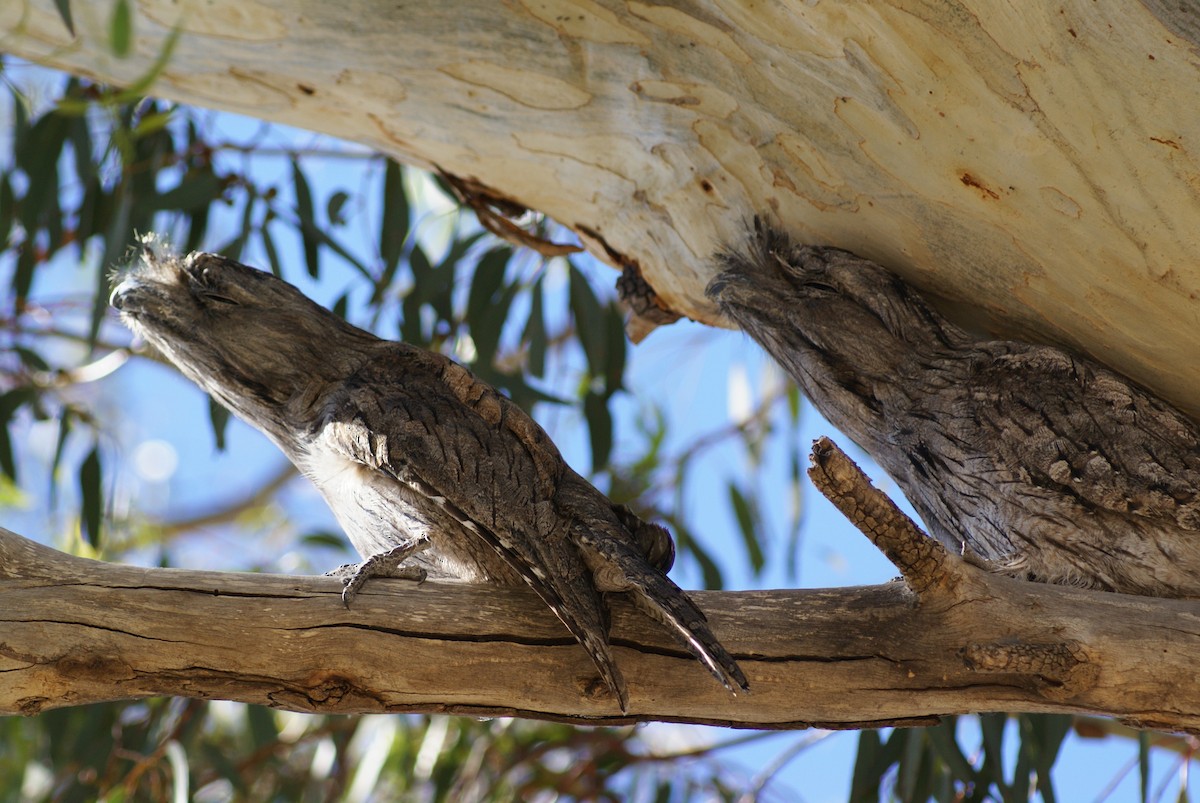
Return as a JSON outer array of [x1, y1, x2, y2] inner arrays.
[[3, 525, 1200, 730], [5, 0, 1200, 412]]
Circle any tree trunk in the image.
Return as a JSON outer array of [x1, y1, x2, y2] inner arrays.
[[6, 0, 1200, 412]]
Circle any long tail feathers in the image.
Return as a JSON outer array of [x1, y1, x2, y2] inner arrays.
[[579, 532, 749, 696], [558, 606, 630, 711], [509, 547, 631, 711], [629, 569, 750, 695]]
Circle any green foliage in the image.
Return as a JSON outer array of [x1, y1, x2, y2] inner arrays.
[[6, 700, 758, 801], [1, 54, 1193, 803], [848, 715, 1102, 803], [77, 443, 103, 547], [0, 59, 783, 799], [51, 0, 75, 37], [109, 0, 134, 58]]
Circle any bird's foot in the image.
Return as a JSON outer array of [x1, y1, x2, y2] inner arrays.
[[329, 540, 430, 607]]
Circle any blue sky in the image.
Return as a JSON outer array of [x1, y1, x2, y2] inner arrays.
[[3, 92, 1189, 800]]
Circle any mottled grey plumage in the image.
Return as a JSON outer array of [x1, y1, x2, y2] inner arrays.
[[111, 241, 748, 710], [710, 220, 1200, 598]]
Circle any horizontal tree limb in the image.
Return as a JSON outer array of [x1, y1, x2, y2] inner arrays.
[[3, 526, 1199, 731]]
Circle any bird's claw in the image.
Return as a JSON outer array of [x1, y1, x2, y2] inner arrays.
[[331, 540, 430, 607]]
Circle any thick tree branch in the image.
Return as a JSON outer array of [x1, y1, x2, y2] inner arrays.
[[3, 525, 1200, 732], [5, 0, 1200, 414], [806, 437, 1102, 698]]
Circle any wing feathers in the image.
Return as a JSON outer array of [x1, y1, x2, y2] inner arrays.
[[321, 345, 743, 710]]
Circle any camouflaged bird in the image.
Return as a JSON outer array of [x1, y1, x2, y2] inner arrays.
[[710, 220, 1200, 599], [111, 240, 748, 710]]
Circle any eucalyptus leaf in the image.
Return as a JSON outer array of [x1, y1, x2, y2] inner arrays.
[[208, 396, 231, 452], [727, 483, 765, 573], [291, 158, 319, 277], [326, 190, 349, 226], [583, 390, 613, 473], [521, 277, 548, 379], [53, 0, 76, 36], [568, 263, 605, 377], [110, 0, 133, 58], [849, 730, 884, 803], [79, 445, 103, 548], [379, 158, 409, 277], [261, 221, 283, 278]]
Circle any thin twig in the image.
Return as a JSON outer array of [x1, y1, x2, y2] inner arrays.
[[737, 730, 834, 803], [152, 462, 298, 537]]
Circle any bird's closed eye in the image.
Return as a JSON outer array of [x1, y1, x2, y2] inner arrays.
[[198, 290, 238, 305], [190, 268, 240, 306]]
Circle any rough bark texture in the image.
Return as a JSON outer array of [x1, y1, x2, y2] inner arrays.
[[5, 0, 1200, 414], [4, 513, 1200, 732], [710, 221, 1200, 599], [7, 0, 1200, 726]]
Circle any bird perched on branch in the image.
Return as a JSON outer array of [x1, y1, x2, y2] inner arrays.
[[110, 240, 748, 711], [709, 219, 1200, 599]]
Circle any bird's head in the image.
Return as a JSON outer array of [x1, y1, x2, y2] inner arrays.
[[708, 221, 964, 375], [706, 220, 971, 452], [111, 238, 379, 435]]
